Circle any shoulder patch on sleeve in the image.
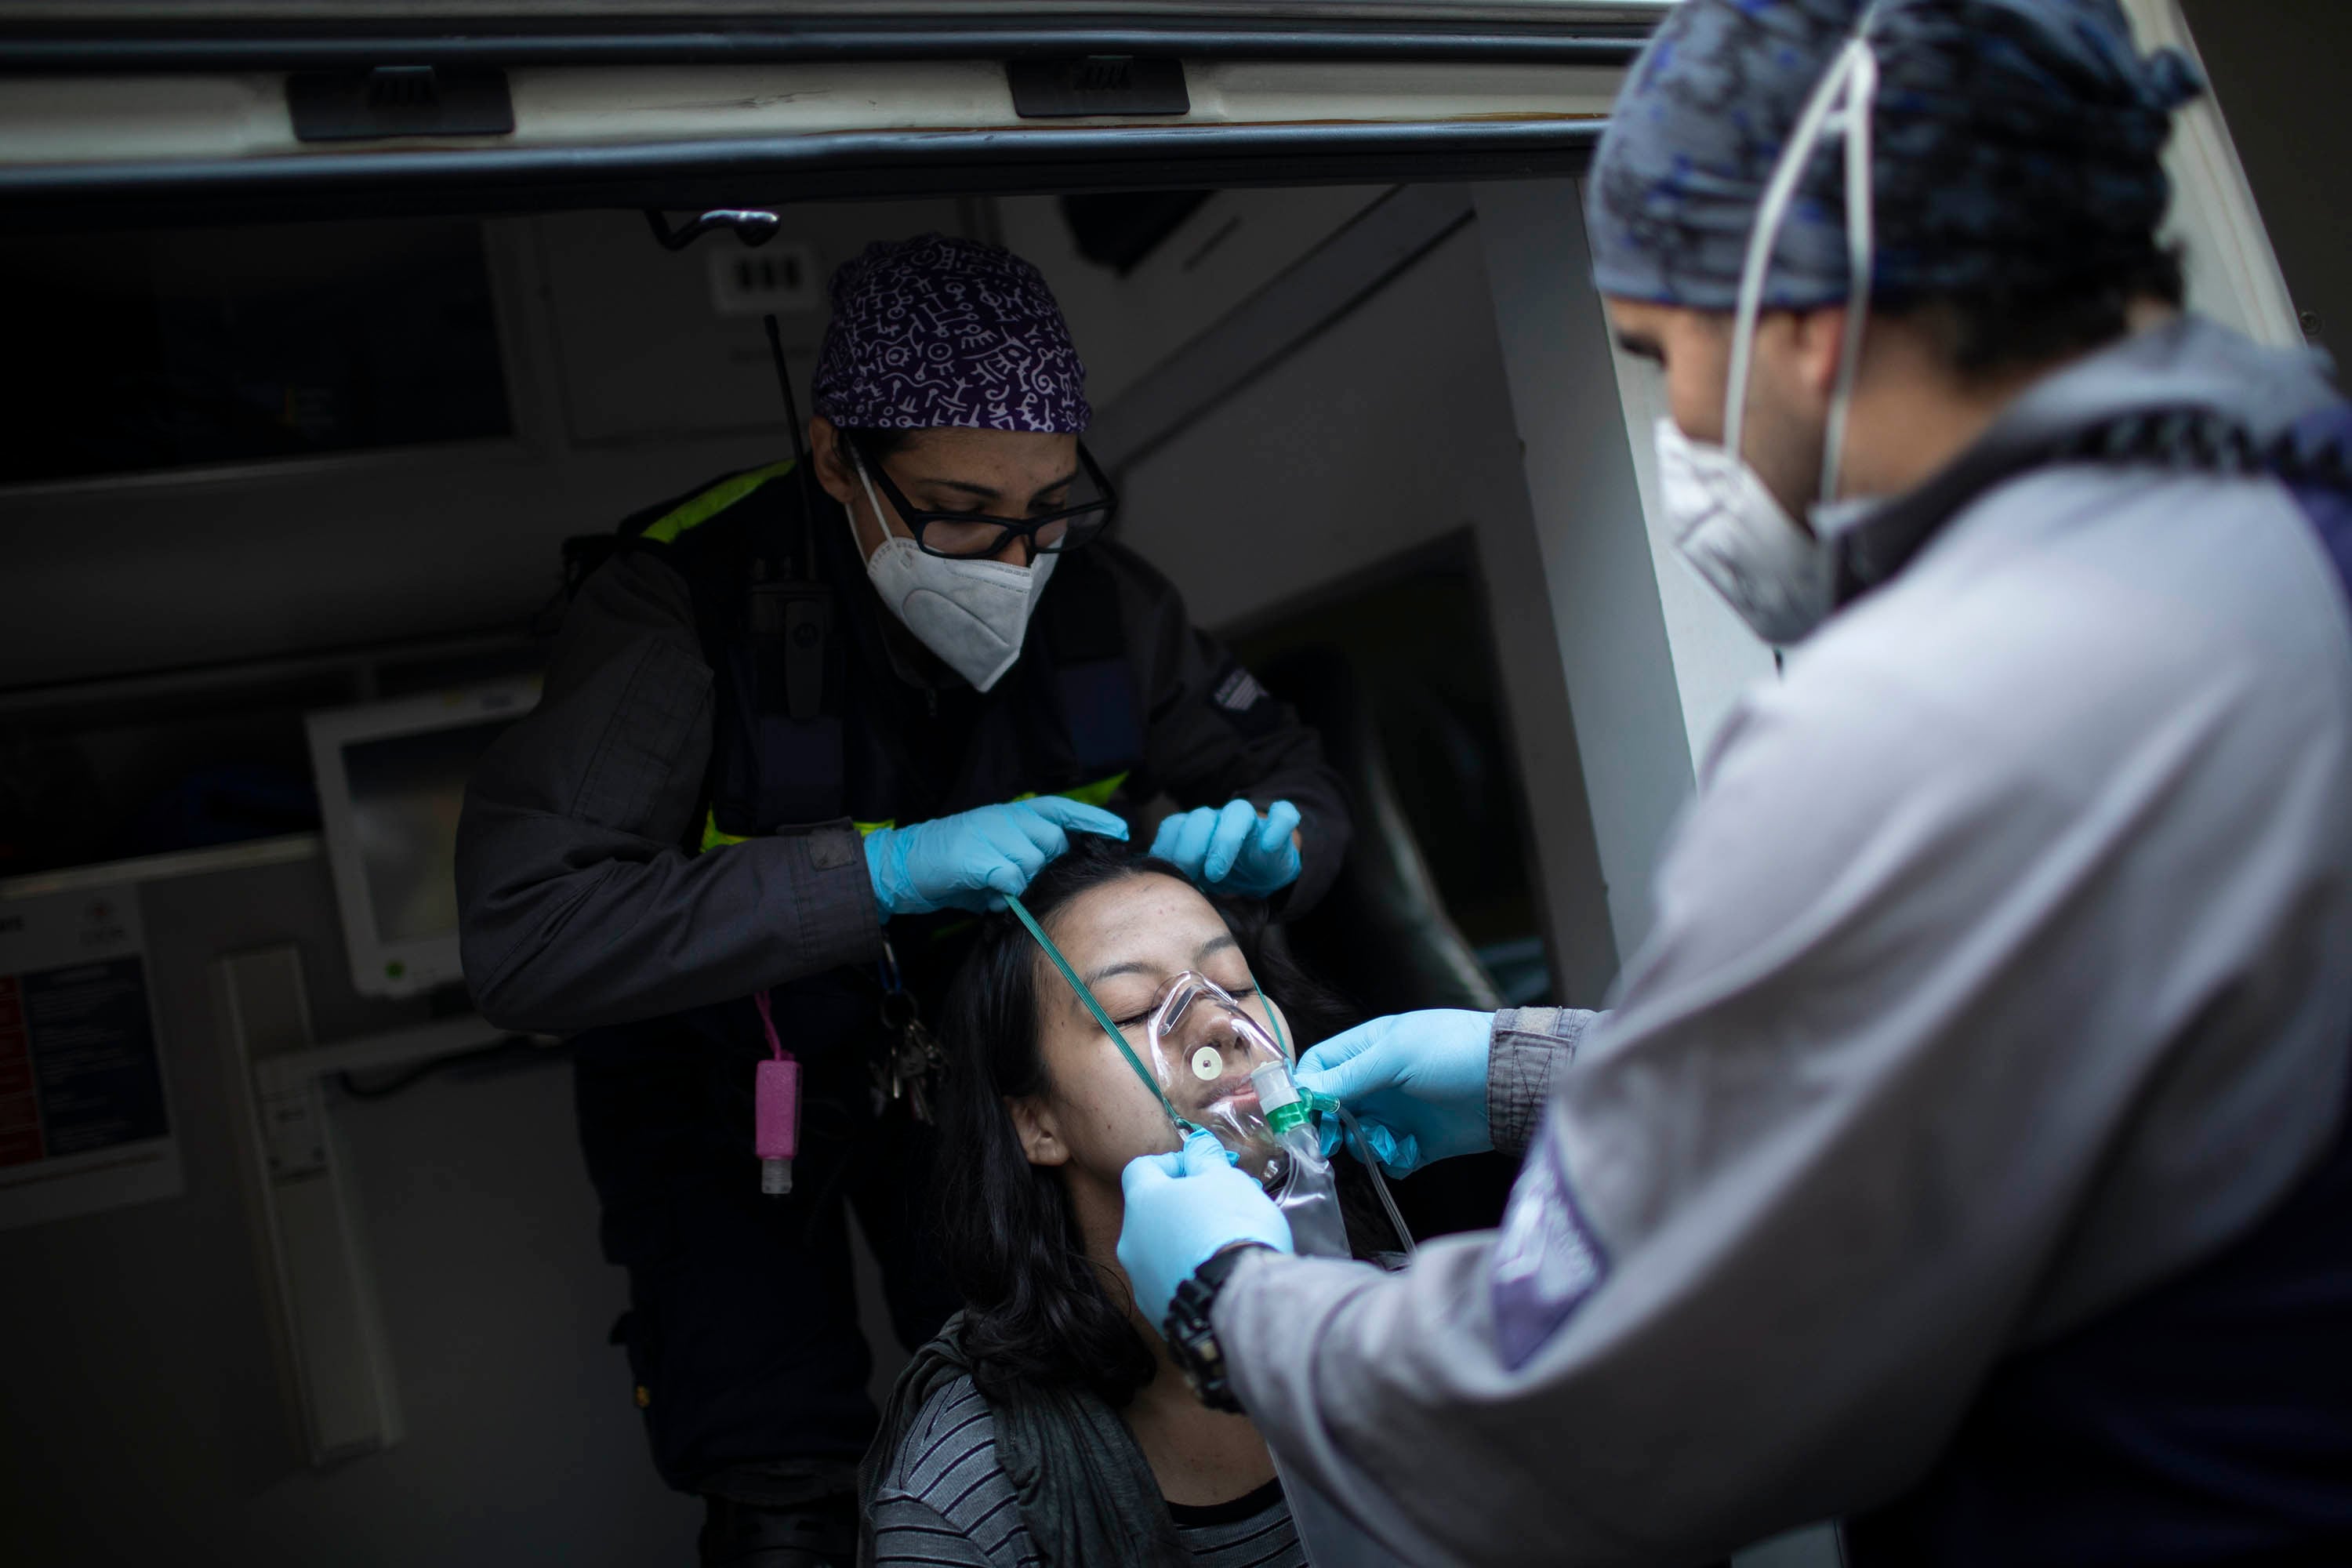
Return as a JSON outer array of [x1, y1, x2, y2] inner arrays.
[[1213, 665, 1268, 714], [1490, 1125, 1610, 1371], [1207, 661, 1287, 740]]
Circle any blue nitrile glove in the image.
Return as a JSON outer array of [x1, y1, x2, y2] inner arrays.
[[1310, 1096, 1416, 1171], [1149, 799, 1304, 897], [1313, 1112, 1440, 1175], [1294, 1009, 1496, 1178], [1118, 1129, 1294, 1327], [863, 797, 1128, 919]]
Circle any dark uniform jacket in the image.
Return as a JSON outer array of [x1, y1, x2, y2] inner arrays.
[[456, 464, 1350, 1037], [452, 463, 1352, 1494]]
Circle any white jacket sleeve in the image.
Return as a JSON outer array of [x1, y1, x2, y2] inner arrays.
[[1215, 578, 2352, 1566]]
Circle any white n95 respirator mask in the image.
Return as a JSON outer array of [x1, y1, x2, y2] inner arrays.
[[852, 459, 1055, 693], [1655, 417, 1835, 646], [1658, 34, 1881, 649]]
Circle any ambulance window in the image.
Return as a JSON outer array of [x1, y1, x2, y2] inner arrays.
[[0, 218, 508, 486]]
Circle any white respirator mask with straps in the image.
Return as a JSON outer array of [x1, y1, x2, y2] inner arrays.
[[1660, 31, 1881, 648], [851, 455, 1056, 694]]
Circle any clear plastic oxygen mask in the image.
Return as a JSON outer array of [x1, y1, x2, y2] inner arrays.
[[1004, 894, 1412, 1262], [1141, 971, 1351, 1258], [1143, 971, 1286, 1172]]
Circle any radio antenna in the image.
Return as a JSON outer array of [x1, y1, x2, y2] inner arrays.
[[763, 312, 823, 576]]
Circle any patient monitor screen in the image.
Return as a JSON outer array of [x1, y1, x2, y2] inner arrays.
[[342, 720, 510, 945]]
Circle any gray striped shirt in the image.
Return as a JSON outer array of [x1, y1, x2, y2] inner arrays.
[[869, 1372, 1307, 1568]]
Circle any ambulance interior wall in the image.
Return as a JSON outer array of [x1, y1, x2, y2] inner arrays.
[[0, 188, 1607, 1564], [2180, 0, 2352, 357], [0, 847, 702, 1564], [1083, 213, 1622, 1005], [0, 198, 969, 692]]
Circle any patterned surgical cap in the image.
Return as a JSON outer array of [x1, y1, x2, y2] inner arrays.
[[1587, 0, 2206, 311], [811, 234, 1091, 434]]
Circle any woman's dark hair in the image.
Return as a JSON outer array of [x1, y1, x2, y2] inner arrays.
[[933, 833, 1364, 1407]]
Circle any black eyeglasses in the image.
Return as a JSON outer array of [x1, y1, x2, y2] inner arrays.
[[851, 438, 1119, 561]]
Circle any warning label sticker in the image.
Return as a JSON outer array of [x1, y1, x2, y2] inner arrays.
[[0, 886, 180, 1228]]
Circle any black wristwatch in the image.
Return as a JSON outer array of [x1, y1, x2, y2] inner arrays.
[[1163, 1243, 1270, 1414]]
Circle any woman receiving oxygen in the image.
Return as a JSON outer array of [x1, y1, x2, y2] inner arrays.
[[857, 836, 1395, 1567]]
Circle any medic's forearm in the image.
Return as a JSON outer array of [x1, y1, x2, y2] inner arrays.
[[1487, 1007, 1604, 1158], [456, 810, 881, 1033], [1213, 1240, 1632, 1566], [1215, 1228, 1768, 1567], [455, 549, 884, 1031]]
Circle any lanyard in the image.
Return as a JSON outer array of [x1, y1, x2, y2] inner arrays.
[[1004, 893, 1200, 1138]]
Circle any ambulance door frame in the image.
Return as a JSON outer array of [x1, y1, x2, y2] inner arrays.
[[1476, 0, 2303, 967]]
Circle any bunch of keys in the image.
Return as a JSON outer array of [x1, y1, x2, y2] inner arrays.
[[873, 938, 947, 1123]]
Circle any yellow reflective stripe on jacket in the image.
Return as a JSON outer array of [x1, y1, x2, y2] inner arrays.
[[1018, 771, 1129, 811], [642, 459, 798, 546], [696, 771, 1129, 855], [697, 815, 894, 853]]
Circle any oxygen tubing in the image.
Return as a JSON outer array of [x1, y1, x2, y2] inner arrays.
[[1004, 890, 1414, 1254], [1004, 892, 1200, 1138], [1337, 1104, 1417, 1257]]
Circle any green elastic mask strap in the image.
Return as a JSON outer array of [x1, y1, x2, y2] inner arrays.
[[1004, 894, 1200, 1138]]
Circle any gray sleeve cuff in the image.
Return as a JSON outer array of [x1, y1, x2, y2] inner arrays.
[[1486, 1007, 1600, 1159], [782, 821, 885, 975]]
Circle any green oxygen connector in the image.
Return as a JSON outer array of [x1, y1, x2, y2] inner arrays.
[[1301, 1087, 1343, 1123], [1250, 1061, 1313, 1138]]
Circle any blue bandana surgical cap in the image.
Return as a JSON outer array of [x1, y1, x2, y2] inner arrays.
[[1586, 0, 2207, 312]]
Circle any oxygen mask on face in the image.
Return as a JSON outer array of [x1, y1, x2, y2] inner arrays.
[[1142, 971, 1350, 1258], [1143, 972, 1283, 1172], [1004, 895, 1408, 1262]]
